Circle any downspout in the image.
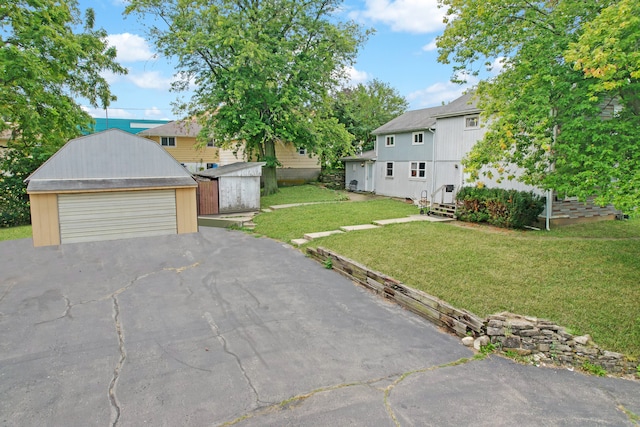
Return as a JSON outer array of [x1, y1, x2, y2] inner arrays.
[[428, 128, 436, 202]]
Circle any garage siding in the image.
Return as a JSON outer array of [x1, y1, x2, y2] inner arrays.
[[58, 190, 177, 244]]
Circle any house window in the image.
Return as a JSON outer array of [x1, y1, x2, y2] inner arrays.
[[298, 147, 307, 155], [410, 162, 426, 178], [412, 132, 424, 145], [206, 140, 215, 147], [385, 135, 395, 147], [465, 116, 479, 128], [161, 136, 176, 147], [385, 162, 394, 177]]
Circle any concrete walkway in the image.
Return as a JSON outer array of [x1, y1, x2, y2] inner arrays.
[[292, 214, 453, 246]]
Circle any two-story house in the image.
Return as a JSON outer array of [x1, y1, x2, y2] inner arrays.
[[344, 93, 619, 226]]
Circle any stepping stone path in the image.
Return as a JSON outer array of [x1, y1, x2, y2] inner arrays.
[[291, 214, 453, 246]]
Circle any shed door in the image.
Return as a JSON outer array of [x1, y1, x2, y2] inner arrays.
[[58, 190, 177, 244]]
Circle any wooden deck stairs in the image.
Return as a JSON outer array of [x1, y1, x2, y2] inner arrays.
[[428, 203, 457, 219]]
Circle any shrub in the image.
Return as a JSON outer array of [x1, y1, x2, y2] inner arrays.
[[0, 147, 51, 228], [456, 186, 545, 229]]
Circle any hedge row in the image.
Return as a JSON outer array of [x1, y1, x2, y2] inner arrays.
[[455, 187, 546, 229]]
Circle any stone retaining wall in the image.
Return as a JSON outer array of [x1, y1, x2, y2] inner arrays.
[[308, 247, 639, 376], [318, 170, 345, 190]]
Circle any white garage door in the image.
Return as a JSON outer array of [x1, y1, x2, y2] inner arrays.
[[58, 190, 177, 244]]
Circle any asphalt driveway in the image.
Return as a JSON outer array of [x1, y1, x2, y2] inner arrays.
[[1, 228, 638, 426]]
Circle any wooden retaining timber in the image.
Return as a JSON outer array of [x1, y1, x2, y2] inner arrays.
[[307, 247, 484, 338]]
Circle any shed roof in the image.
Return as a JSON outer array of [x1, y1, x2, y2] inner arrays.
[[341, 150, 376, 162], [137, 119, 202, 137], [194, 162, 266, 178], [26, 129, 196, 192], [372, 92, 479, 135]]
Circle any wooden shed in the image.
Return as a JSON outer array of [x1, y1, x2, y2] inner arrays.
[[194, 162, 265, 214], [26, 129, 198, 247]]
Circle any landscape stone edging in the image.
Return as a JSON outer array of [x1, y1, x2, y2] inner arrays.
[[307, 246, 639, 376]]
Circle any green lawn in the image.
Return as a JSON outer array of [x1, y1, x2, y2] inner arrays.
[[309, 219, 640, 359], [252, 186, 640, 358], [261, 184, 349, 208], [0, 225, 32, 241], [253, 198, 417, 242]]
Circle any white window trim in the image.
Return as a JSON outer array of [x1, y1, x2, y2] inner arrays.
[[412, 132, 424, 145], [206, 140, 215, 147], [465, 115, 480, 129], [385, 161, 394, 178], [409, 161, 427, 179], [298, 147, 307, 155], [161, 136, 176, 147], [385, 135, 395, 147]]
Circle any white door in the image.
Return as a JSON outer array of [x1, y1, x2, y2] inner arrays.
[[58, 190, 177, 244]]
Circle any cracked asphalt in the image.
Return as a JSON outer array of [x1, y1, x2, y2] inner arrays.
[[1, 227, 639, 426]]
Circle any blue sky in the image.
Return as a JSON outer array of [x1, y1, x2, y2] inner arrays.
[[78, 0, 479, 120]]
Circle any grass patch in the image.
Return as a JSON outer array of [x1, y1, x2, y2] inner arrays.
[[0, 225, 32, 241], [310, 218, 640, 358], [253, 198, 417, 242], [261, 184, 348, 208]]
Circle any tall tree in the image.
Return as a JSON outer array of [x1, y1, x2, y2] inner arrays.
[[0, 0, 126, 227], [1, 0, 126, 151], [126, 0, 367, 195], [437, 0, 640, 214], [333, 79, 408, 152]]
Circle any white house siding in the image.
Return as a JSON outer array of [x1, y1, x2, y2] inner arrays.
[[374, 161, 433, 202], [374, 132, 433, 200]]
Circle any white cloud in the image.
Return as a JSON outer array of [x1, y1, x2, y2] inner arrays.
[[407, 78, 477, 108], [81, 105, 136, 119], [144, 107, 171, 120], [488, 57, 507, 75], [350, 0, 445, 34], [107, 33, 156, 63], [127, 71, 173, 90], [345, 66, 371, 86], [422, 38, 438, 52]]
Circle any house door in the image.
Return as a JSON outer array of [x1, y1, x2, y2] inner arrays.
[[197, 180, 219, 215], [365, 162, 374, 192]]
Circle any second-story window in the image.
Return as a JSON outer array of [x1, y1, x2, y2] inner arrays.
[[412, 132, 424, 144], [385, 135, 395, 147]]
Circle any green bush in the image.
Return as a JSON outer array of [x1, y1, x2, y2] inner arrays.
[[0, 147, 51, 228], [456, 186, 545, 229]]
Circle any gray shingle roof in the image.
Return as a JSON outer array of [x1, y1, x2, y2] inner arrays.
[[26, 129, 196, 192], [341, 150, 376, 161], [372, 92, 479, 135], [138, 119, 202, 137]]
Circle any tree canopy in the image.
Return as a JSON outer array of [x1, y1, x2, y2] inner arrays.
[[333, 79, 408, 152], [437, 0, 640, 214], [0, 0, 125, 227], [1, 0, 126, 151], [126, 0, 367, 195]]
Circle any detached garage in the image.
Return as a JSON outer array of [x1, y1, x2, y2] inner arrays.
[[26, 129, 198, 247]]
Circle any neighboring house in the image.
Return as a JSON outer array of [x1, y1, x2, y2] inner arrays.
[[345, 93, 618, 226], [138, 120, 219, 173], [218, 140, 320, 185], [25, 129, 198, 247]]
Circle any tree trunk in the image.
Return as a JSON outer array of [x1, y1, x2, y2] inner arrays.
[[262, 138, 279, 196]]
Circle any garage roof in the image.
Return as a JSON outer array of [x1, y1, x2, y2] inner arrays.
[[26, 129, 196, 193]]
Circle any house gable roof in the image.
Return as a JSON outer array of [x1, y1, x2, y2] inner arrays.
[[138, 119, 202, 137], [26, 129, 196, 192], [341, 150, 376, 161], [372, 92, 479, 135]]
